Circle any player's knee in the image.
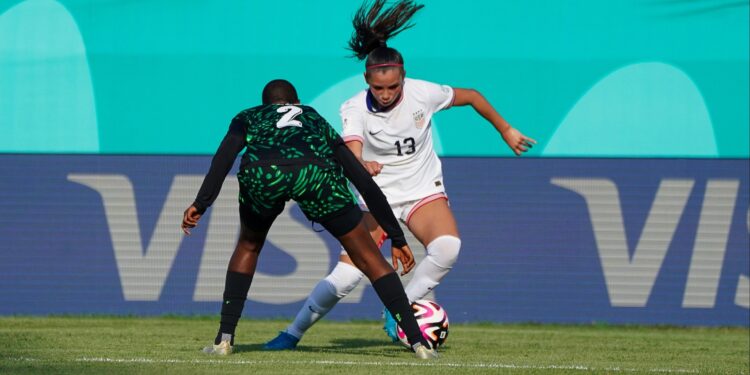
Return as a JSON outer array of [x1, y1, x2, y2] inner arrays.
[[324, 261, 365, 298], [426, 235, 461, 269], [237, 224, 267, 254]]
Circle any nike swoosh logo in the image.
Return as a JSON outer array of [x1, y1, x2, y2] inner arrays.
[[368, 130, 382, 135]]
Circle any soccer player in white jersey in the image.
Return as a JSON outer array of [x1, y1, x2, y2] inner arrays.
[[265, 0, 536, 350]]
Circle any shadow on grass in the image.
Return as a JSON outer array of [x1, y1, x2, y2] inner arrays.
[[233, 338, 409, 358], [233, 338, 450, 358], [232, 343, 266, 353], [328, 338, 392, 349]]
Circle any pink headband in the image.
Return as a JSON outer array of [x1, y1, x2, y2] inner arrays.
[[366, 63, 403, 70]]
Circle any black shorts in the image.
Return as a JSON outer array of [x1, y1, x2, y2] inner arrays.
[[237, 163, 362, 237]]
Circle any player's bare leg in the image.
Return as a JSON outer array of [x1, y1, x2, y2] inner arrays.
[[336, 219, 436, 358], [339, 212, 386, 266], [266, 214, 383, 349], [377, 199, 460, 342]]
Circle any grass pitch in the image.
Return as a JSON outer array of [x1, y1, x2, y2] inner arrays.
[[0, 316, 747, 374]]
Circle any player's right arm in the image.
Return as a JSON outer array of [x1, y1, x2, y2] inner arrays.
[[340, 101, 383, 176], [182, 117, 246, 235]]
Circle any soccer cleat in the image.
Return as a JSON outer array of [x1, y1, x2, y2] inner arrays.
[[382, 308, 399, 342], [202, 339, 232, 355], [412, 343, 438, 360], [263, 331, 300, 350]]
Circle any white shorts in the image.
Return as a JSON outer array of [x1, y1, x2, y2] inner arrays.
[[359, 192, 448, 225], [340, 192, 449, 255]]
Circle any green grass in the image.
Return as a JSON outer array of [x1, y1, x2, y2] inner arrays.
[[0, 316, 747, 374]]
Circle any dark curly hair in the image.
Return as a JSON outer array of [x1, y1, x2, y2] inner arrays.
[[261, 79, 299, 105]]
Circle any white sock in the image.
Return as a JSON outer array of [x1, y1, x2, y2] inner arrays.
[[404, 235, 461, 302], [285, 261, 364, 339]]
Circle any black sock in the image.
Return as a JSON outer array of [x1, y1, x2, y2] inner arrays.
[[371, 272, 428, 349], [215, 270, 253, 345]]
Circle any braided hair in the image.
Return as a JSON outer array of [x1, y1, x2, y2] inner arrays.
[[347, 0, 424, 74]]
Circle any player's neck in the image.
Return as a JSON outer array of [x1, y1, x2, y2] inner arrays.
[[366, 91, 403, 113]]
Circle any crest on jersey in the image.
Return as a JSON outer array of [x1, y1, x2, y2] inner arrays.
[[413, 109, 425, 129]]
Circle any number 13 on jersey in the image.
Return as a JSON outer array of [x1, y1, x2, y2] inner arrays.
[[395, 137, 415, 156]]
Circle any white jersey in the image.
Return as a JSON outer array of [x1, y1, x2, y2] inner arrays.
[[340, 78, 455, 205]]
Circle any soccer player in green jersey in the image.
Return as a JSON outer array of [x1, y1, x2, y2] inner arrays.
[[181, 79, 437, 359]]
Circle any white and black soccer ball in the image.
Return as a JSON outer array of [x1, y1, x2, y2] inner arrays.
[[396, 299, 449, 349]]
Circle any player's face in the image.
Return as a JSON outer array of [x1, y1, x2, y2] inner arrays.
[[366, 69, 404, 108]]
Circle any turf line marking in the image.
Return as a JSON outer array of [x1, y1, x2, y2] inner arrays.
[[74, 356, 698, 373]]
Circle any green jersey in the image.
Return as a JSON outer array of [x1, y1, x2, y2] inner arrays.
[[235, 104, 341, 169], [191, 102, 407, 247], [231, 104, 356, 220]]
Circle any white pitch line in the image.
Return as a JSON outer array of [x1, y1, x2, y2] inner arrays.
[[72, 356, 699, 373]]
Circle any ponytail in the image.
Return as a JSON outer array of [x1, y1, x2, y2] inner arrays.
[[347, 0, 423, 69]]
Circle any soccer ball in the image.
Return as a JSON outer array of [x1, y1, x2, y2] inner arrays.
[[396, 299, 449, 349]]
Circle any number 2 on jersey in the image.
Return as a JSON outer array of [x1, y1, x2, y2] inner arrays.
[[276, 105, 303, 128], [394, 137, 415, 156]]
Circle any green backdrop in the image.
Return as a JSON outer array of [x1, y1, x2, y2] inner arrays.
[[1, 0, 748, 157]]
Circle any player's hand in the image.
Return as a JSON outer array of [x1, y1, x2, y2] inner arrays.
[[501, 127, 536, 156], [361, 160, 383, 176], [181, 205, 202, 235], [391, 244, 415, 276]]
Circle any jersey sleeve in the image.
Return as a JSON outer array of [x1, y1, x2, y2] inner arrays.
[[318, 115, 345, 149], [339, 99, 365, 144], [192, 116, 246, 214], [306, 106, 345, 150], [421, 80, 455, 112]]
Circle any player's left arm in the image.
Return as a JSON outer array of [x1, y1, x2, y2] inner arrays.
[[451, 88, 536, 156], [332, 140, 415, 275], [331, 138, 405, 246]]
